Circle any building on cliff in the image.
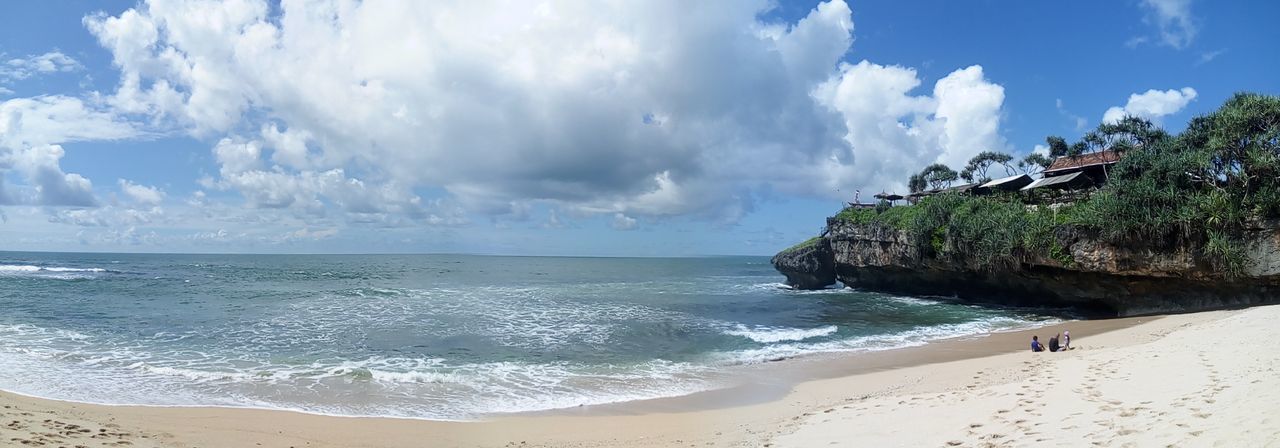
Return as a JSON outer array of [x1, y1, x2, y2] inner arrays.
[[1021, 149, 1124, 193]]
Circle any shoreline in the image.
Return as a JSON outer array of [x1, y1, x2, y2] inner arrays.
[[0, 312, 1082, 423], [0, 309, 1216, 447]]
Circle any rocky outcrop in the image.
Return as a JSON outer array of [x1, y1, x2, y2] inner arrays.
[[775, 220, 1280, 317], [771, 239, 837, 290]]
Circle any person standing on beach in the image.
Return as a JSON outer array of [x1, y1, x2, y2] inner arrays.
[[1062, 330, 1071, 350], [1031, 335, 1045, 352]]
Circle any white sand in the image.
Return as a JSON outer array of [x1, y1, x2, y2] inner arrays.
[[775, 306, 1280, 447]]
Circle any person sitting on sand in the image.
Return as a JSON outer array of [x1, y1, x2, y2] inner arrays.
[[1062, 330, 1071, 350], [1048, 334, 1060, 352], [1031, 335, 1045, 352]]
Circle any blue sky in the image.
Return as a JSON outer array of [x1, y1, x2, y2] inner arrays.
[[0, 0, 1276, 256]]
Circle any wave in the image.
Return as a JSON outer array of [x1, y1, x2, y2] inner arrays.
[[0, 264, 107, 273], [714, 315, 1057, 365], [0, 264, 111, 279], [725, 324, 838, 343]]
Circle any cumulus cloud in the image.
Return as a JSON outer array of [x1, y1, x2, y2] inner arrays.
[[1137, 0, 1197, 49], [0, 96, 138, 147], [118, 179, 165, 205], [0, 96, 141, 207], [3, 144, 97, 206], [812, 62, 1006, 193], [83, 0, 1007, 225], [1102, 87, 1198, 124], [0, 51, 82, 82]]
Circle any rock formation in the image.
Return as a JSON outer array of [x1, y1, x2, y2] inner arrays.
[[773, 219, 1280, 317]]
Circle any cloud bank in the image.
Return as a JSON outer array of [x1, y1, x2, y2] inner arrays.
[[69, 0, 1007, 228]]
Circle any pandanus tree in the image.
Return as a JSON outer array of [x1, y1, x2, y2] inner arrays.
[[960, 151, 1015, 183], [917, 163, 959, 191]]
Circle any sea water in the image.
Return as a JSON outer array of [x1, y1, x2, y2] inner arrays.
[[0, 252, 1057, 420]]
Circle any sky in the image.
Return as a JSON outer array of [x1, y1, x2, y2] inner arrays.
[[0, 0, 1276, 256]]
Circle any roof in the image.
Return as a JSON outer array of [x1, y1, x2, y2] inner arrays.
[[978, 174, 1033, 191], [907, 183, 977, 198], [940, 182, 978, 194], [874, 192, 904, 201], [1019, 172, 1091, 191], [1043, 150, 1122, 176]]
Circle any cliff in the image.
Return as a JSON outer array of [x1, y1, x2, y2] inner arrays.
[[774, 219, 1280, 317]]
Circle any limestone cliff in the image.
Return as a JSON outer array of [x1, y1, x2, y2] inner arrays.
[[774, 219, 1280, 316], [770, 238, 836, 290]]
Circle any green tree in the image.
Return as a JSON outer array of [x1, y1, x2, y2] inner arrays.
[[919, 163, 959, 190], [1045, 136, 1071, 158], [908, 173, 927, 193], [961, 151, 1015, 183]]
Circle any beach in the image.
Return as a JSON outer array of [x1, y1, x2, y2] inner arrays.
[[2, 304, 1276, 447]]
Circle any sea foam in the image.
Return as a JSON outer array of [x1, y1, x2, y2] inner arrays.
[[725, 324, 839, 343]]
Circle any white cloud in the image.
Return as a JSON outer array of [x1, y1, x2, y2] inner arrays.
[[83, 0, 1007, 225], [1138, 0, 1197, 49], [276, 227, 339, 243], [812, 61, 1006, 193], [1032, 144, 1050, 157], [0, 51, 82, 82], [1102, 87, 1198, 124], [3, 144, 97, 206], [0, 96, 141, 207], [47, 204, 164, 227], [1196, 49, 1226, 66], [0, 96, 138, 147], [611, 213, 638, 231], [118, 179, 165, 205]]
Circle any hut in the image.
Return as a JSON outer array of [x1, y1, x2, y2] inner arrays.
[[1041, 150, 1123, 185], [873, 192, 904, 205], [975, 174, 1033, 195]]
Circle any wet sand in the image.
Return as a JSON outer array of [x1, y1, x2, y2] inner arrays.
[[2, 306, 1275, 447]]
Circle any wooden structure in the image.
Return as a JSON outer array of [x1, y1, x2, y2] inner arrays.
[[1042, 150, 1122, 180]]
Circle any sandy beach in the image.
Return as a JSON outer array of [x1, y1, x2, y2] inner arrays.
[[2, 305, 1277, 447]]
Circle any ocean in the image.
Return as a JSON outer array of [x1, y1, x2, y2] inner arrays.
[[0, 252, 1058, 420]]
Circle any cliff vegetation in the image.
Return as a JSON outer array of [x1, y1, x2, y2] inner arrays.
[[774, 93, 1280, 315], [828, 92, 1280, 278]]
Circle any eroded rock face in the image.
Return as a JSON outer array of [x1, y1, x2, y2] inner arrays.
[[773, 220, 1280, 316], [770, 239, 837, 290]]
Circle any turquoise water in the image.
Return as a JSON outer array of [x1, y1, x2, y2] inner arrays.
[[0, 252, 1057, 419]]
